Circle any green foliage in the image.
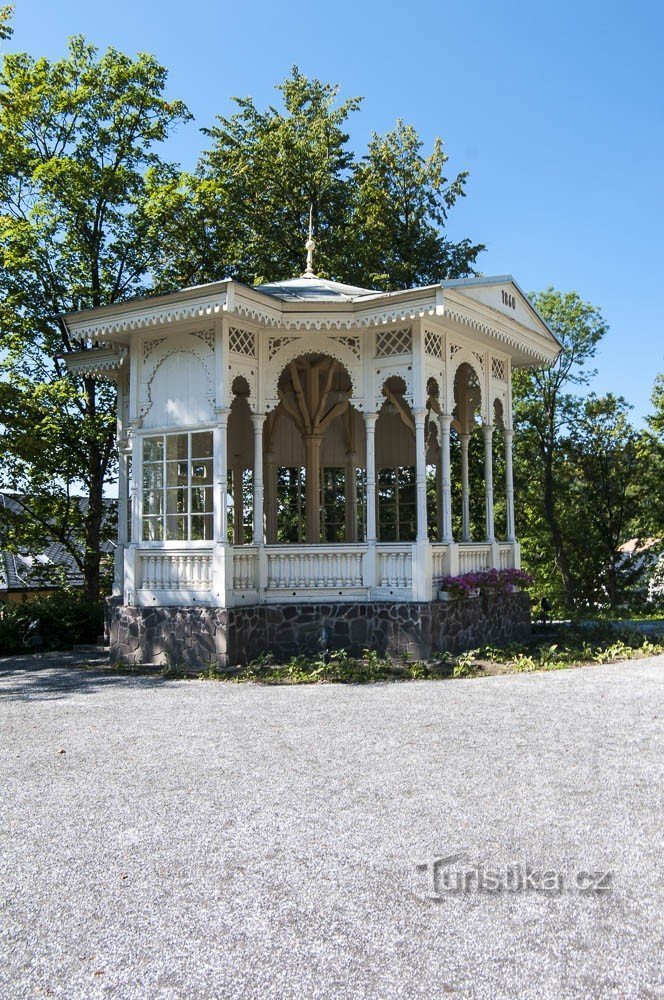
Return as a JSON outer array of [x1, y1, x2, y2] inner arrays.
[[0, 37, 191, 599], [0, 590, 103, 654], [153, 67, 483, 291], [347, 120, 484, 289], [0, 5, 12, 42]]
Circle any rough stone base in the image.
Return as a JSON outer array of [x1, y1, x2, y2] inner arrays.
[[107, 593, 531, 671]]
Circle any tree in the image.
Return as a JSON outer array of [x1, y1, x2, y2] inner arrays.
[[568, 394, 640, 609], [0, 37, 190, 600], [512, 289, 608, 610], [348, 120, 484, 290], [0, 5, 13, 42], [152, 68, 483, 291], [189, 67, 361, 286]]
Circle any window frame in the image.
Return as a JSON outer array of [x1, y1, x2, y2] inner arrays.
[[140, 430, 214, 546]]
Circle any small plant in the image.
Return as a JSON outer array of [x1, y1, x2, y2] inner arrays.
[[453, 649, 478, 677]]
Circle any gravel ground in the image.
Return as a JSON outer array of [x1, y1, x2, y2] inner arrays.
[[1, 654, 663, 1000]]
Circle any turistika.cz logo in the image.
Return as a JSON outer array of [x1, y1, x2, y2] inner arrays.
[[415, 853, 613, 898]]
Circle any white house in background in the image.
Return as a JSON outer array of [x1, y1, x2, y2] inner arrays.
[[62, 252, 560, 667]]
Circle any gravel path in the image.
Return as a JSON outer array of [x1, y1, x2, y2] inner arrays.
[[1, 654, 663, 999]]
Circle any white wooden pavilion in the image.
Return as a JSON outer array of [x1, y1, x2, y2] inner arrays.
[[63, 253, 560, 664]]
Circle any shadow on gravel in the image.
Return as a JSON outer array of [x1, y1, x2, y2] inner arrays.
[[0, 653, 172, 703]]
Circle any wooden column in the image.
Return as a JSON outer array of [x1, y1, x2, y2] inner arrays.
[[414, 408, 428, 542], [504, 428, 515, 542], [251, 413, 265, 545], [438, 413, 453, 543], [364, 412, 377, 543], [303, 434, 323, 543], [460, 432, 471, 542], [483, 422, 495, 543], [213, 408, 229, 544]]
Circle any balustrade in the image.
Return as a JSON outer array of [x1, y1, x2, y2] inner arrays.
[[139, 550, 213, 590]]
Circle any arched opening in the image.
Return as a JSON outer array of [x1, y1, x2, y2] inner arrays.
[[452, 361, 483, 542], [492, 398, 507, 539], [375, 376, 417, 541], [227, 375, 253, 544], [270, 354, 365, 543]]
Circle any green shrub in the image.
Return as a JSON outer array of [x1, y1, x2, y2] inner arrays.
[[0, 590, 103, 655]]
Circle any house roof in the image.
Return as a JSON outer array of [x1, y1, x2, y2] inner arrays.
[[61, 271, 562, 368], [0, 493, 116, 593], [254, 275, 380, 302]]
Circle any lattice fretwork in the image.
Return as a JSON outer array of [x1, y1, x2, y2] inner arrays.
[[143, 338, 165, 361], [375, 327, 412, 358], [229, 326, 256, 358], [449, 343, 462, 359], [491, 357, 506, 381], [473, 351, 485, 371], [268, 336, 298, 361], [424, 329, 443, 359], [192, 328, 215, 351], [330, 335, 361, 360]]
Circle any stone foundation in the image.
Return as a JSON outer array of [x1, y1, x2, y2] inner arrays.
[[107, 593, 531, 671]]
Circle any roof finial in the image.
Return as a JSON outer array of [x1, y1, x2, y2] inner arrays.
[[303, 205, 316, 278]]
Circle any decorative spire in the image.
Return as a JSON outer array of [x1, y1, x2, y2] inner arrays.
[[303, 205, 316, 278]]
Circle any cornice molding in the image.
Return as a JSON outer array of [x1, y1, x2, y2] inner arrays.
[[442, 291, 558, 364]]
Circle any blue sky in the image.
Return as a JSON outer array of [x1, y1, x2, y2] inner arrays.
[[14, 0, 664, 422]]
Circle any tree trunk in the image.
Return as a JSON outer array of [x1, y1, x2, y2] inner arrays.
[[542, 455, 575, 611]]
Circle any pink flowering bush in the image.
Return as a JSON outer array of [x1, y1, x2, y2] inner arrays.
[[441, 568, 533, 598]]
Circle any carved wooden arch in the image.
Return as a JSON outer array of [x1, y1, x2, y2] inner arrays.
[[447, 347, 486, 423], [265, 335, 363, 411], [140, 332, 215, 419]]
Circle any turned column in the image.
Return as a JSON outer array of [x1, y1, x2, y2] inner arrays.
[[364, 413, 377, 543], [303, 434, 323, 543], [483, 422, 495, 543], [438, 413, 453, 543], [504, 428, 515, 542], [460, 432, 471, 542], [344, 451, 358, 543], [213, 408, 229, 544], [414, 408, 428, 542], [251, 413, 265, 545]]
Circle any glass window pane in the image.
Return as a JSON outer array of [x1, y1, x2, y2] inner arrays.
[[167, 460, 189, 487], [191, 459, 213, 485], [191, 514, 213, 540], [143, 436, 164, 463], [191, 486, 213, 514], [143, 490, 163, 516], [191, 432, 213, 459], [142, 517, 163, 541], [167, 488, 188, 514], [166, 434, 189, 461], [166, 514, 187, 540], [143, 464, 163, 490]]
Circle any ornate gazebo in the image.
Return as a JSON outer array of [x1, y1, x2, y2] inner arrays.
[[63, 252, 560, 667]]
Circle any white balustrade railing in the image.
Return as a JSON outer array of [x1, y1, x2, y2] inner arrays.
[[233, 547, 258, 590], [266, 545, 366, 590], [458, 544, 492, 574], [139, 550, 213, 590], [498, 544, 514, 570], [431, 544, 449, 585], [377, 546, 412, 589]]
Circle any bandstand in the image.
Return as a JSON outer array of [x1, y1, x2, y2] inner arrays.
[[63, 250, 560, 667]]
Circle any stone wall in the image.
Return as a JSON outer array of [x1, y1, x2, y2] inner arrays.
[[107, 592, 531, 671]]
